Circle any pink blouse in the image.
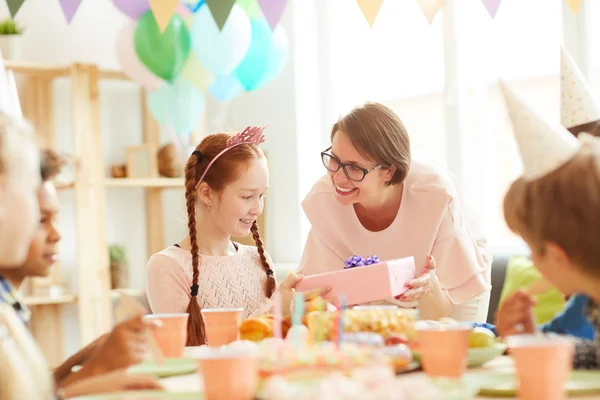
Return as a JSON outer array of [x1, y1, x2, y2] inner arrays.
[[146, 244, 274, 319], [299, 159, 492, 313]]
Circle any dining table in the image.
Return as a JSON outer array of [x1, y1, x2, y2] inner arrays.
[[157, 355, 599, 399]]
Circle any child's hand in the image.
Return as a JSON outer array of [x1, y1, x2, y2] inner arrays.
[[495, 290, 537, 337], [276, 272, 331, 316]]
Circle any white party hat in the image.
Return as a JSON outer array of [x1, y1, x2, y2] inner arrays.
[[561, 46, 600, 129], [500, 80, 580, 180], [0, 48, 22, 121]]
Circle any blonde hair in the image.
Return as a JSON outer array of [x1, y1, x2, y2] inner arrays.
[[503, 135, 600, 276], [0, 305, 54, 399], [331, 102, 411, 186]]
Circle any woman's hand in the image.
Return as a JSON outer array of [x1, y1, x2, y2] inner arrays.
[[395, 255, 438, 302], [59, 370, 163, 399], [276, 272, 331, 315]]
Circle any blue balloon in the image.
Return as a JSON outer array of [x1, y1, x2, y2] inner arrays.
[[209, 75, 245, 103], [234, 18, 272, 91], [256, 25, 289, 90], [147, 79, 206, 136], [185, 0, 205, 12]]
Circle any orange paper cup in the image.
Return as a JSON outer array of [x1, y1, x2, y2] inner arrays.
[[197, 348, 259, 400], [144, 313, 189, 358], [507, 334, 574, 400], [417, 322, 471, 379], [201, 308, 244, 346]]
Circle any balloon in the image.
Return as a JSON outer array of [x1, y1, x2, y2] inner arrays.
[[112, 0, 149, 19], [147, 79, 206, 135], [234, 18, 272, 91], [184, 0, 205, 12], [115, 21, 164, 91], [135, 11, 191, 81], [191, 4, 251, 76], [209, 75, 245, 103], [180, 54, 215, 92], [255, 25, 289, 90], [237, 0, 262, 18]]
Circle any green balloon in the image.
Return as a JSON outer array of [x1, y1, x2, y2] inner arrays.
[[237, 0, 262, 19], [134, 11, 191, 82]]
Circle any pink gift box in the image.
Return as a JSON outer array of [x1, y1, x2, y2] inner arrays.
[[295, 257, 416, 306]]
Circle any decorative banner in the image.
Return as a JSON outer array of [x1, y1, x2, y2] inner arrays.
[[149, 0, 178, 31], [565, 0, 582, 13], [481, 0, 502, 18], [115, 21, 163, 91], [258, 0, 289, 31], [417, 0, 447, 24], [234, 18, 272, 91], [209, 74, 245, 103], [191, 4, 252, 76], [147, 78, 206, 135], [111, 0, 149, 20], [59, 0, 82, 23], [255, 25, 289, 90], [135, 11, 190, 81], [6, 0, 25, 17], [205, 0, 236, 30], [356, 0, 384, 27]]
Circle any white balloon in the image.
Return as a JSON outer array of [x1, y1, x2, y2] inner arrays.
[[191, 4, 252, 76]]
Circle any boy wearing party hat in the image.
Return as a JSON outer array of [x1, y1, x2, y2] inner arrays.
[[496, 81, 600, 369]]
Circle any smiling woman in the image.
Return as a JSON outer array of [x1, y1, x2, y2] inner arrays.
[[299, 103, 492, 323]]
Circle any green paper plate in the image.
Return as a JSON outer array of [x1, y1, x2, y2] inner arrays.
[[69, 391, 202, 400], [128, 358, 198, 378], [466, 370, 600, 397], [413, 343, 507, 368]]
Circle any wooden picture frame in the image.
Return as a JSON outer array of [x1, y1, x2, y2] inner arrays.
[[126, 144, 158, 178]]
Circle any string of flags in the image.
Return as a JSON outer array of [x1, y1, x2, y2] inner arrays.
[[0, 0, 587, 29]]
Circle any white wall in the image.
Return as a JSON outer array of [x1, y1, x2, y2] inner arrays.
[[1, 0, 321, 356]]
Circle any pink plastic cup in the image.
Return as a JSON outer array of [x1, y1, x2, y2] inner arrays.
[[143, 313, 189, 358], [197, 347, 259, 400], [417, 321, 471, 378], [201, 308, 244, 346], [507, 334, 574, 400]]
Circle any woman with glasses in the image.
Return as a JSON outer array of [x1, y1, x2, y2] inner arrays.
[[298, 102, 492, 322]]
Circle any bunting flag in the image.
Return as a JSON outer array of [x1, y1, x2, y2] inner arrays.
[[258, 0, 289, 31], [149, 0, 179, 32], [565, 0, 582, 14], [6, 0, 25, 17], [481, 0, 502, 19], [356, 0, 385, 28], [59, 0, 82, 23], [206, 0, 236, 30], [417, 0, 447, 24]]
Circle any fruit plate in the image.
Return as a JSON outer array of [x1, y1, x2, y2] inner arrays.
[[69, 391, 203, 400], [464, 370, 600, 397], [412, 343, 507, 368]]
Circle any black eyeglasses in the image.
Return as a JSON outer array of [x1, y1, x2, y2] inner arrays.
[[320, 147, 381, 182]]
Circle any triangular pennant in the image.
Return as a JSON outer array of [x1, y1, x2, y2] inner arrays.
[[59, 0, 82, 23], [560, 46, 600, 128], [356, 0, 384, 28], [481, 0, 502, 19], [565, 0, 582, 14], [149, 0, 179, 32], [6, 0, 25, 18], [417, 0, 447, 24], [205, 0, 236, 30], [257, 0, 288, 31], [499, 80, 580, 181]]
